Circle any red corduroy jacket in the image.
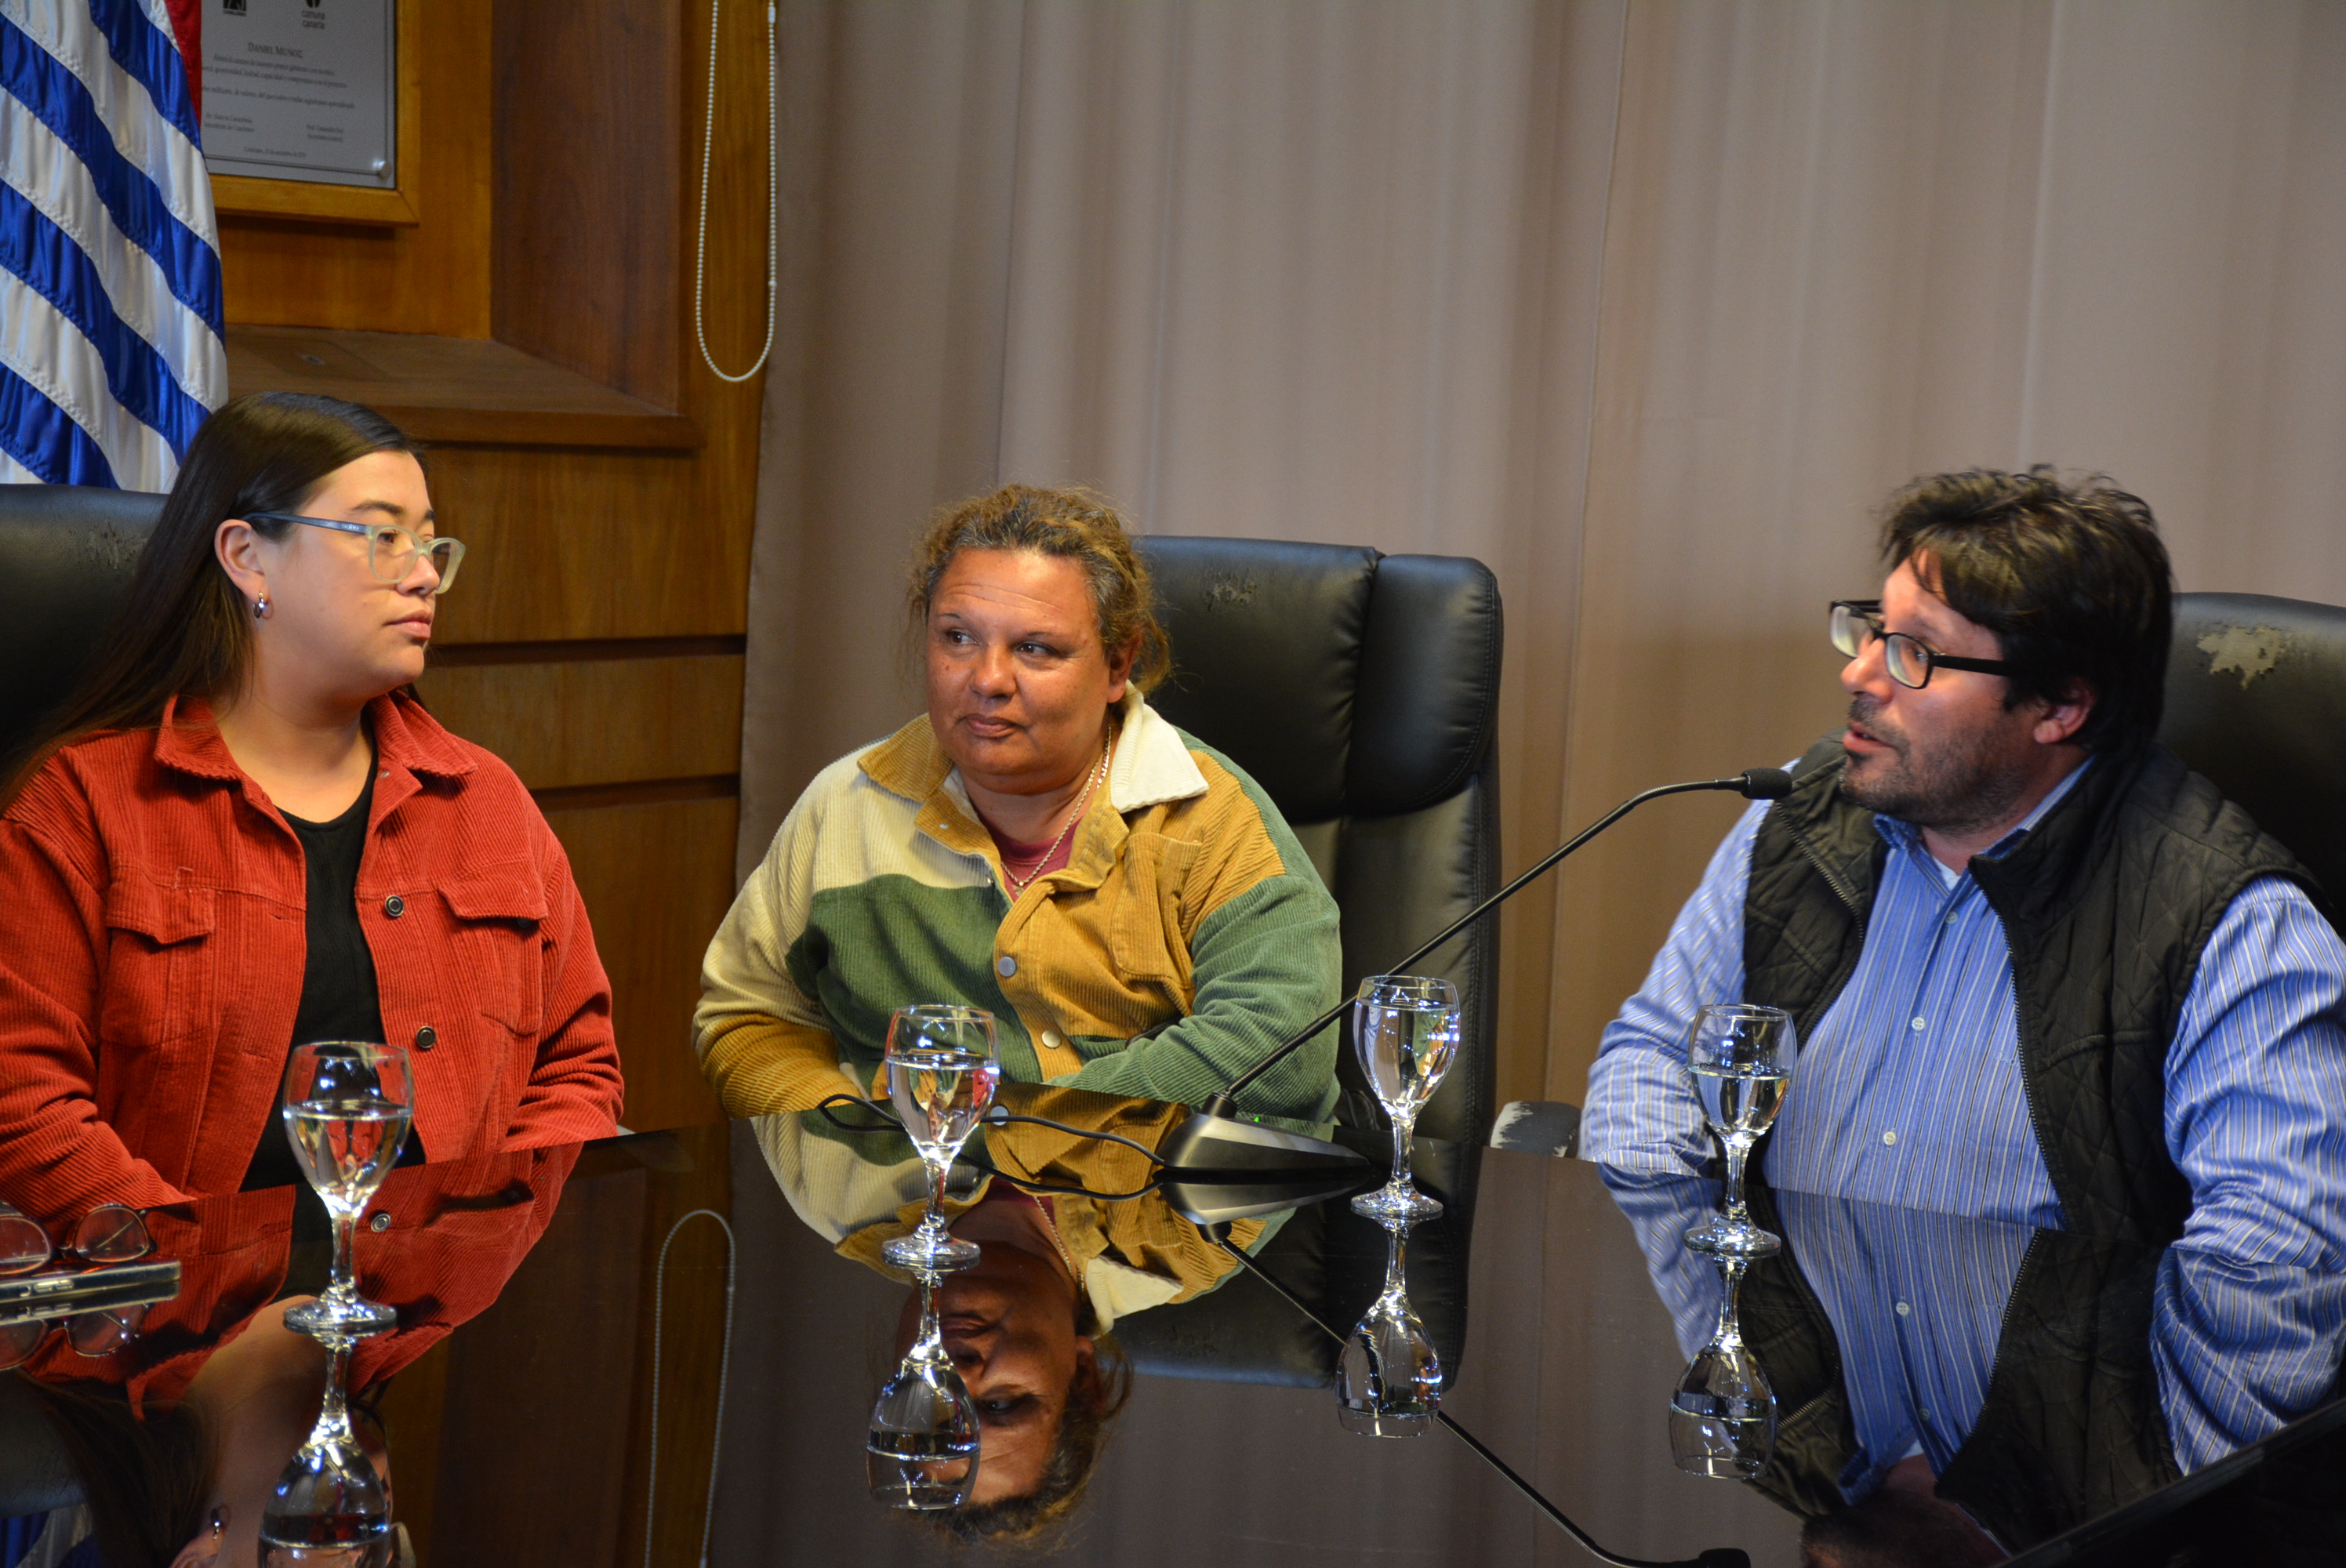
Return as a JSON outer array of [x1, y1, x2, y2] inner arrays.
[[0, 692, 623, 1226]]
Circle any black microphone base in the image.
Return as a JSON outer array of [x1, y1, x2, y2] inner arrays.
[[1163, 1170, 1374, 1225], [1157, 1105, 1371, 1181]]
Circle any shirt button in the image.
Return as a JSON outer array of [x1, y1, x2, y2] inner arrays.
[[997, 956, 1017, 978], [1895, 1301, 1911, 1316], [1945, 913, 1959, 926], [414, 1025, 437, 1051], [1882, 1131, 1898, 1146], [384, 895, 406, 918], [1041, 1029, 1062, 1047], [369, 1212, 392, 1232], [1908, 1016, 1927, 1031]]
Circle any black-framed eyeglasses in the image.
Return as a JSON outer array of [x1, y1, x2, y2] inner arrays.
[[247, 511, 467, 594], [1829, 600, 2025, 690]]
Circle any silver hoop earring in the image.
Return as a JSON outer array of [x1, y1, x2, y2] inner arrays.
[[252, 595, 271, 620], [209, 1505, 227, 1537]]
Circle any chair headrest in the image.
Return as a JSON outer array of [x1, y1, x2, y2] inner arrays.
[[2162, 591, 2346, 901], [1138, 538, 1502, 822], [0, 485, 168, 762]]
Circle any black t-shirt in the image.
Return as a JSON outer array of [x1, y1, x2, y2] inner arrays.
[[242, 769, 422, 1236]]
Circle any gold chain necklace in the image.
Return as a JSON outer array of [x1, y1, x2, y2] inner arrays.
[[1002, 739, 1112, 894]]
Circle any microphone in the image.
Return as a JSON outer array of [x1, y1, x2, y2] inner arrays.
[[1158, 766, 1794, 1179]]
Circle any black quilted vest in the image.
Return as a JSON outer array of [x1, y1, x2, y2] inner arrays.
[[1734, 736, 2325, 1543], [1746, 734, 2317, 1241]]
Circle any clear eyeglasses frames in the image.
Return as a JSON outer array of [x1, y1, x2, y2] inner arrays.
[[248, 512, 467, 594]]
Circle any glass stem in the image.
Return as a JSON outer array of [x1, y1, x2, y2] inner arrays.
[[910, 1272, 948, 1367], [1389, 1116, 1414, 1194], [311, 1341, 356, 1448], [1713, 1256, 1749, 1352], [328, 1208, 356, 1300], [926, 1156, 951, 1236], [1721, 1134, 1752, 1224], [1381, 1221, 1410, 1305]]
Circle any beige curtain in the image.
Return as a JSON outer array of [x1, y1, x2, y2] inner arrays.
[[740, 0, 2346, 1114]]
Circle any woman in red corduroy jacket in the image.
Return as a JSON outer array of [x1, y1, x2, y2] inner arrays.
[[0, 392, 623, 1233]]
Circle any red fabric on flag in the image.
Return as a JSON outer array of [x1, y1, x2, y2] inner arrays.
[[164, 0, 203, 121]]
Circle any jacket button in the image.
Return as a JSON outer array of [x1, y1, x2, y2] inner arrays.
[[414, 1025, 437, 1051], [997, 956, 1017, 978], [384, 895, 406, 918], [369, 1212, 392, 1232]]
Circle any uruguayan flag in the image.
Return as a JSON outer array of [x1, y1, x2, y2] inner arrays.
[[0, 0, 225, 489]]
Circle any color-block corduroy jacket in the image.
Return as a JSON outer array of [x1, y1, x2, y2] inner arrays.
[[697, 691, 1342, 1123]]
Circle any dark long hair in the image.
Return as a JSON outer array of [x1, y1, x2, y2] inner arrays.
[[16, 1377, 210, 1568], [2, 392, 422, 804]]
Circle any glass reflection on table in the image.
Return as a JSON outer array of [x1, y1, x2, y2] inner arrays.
[[1600, 1166, 2346, 1562], [0, 1145, 579, 1567], [745, 1076, 1487, 1547], [756, 1081, 1281, 1543]]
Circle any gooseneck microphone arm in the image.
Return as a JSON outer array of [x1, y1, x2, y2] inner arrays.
[[1208, 768, 1792, 1114]]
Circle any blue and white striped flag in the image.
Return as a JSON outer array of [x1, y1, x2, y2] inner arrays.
[[1, 0, 225, 489]]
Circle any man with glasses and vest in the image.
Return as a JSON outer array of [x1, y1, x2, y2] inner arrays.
[[1584, 466, 2346, 1270]]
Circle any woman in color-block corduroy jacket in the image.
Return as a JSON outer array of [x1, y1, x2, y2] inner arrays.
[[695, 484, 1342, 1131]]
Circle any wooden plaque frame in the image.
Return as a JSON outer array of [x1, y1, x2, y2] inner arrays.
[[207, 0, 423, 227]]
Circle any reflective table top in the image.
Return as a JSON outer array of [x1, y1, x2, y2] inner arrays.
[[8, 1083, 2342, 1567]]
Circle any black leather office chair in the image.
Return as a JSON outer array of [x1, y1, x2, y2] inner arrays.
[[1114, 538, 1503, 1386], [0, 484, 168, 764], [2161, 593, 2346, 902], [1135, 537, 1504, 1145]]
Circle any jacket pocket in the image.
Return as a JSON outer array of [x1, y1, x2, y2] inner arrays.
[[97, 877, 217, 1047], [1109, 833, 1200, 989], [442, 871, 547, 1037]]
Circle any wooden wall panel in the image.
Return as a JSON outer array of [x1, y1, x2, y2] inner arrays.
[[416, 655, 745, 790], [493, 0, 684, 407], [216, 0, 494, 337], [413, 444, 753, 644], [543, 796, 739, 1134]]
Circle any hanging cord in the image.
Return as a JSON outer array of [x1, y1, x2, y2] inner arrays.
[[645, 1209, 738, 1568], [693, 0, 779, 383]]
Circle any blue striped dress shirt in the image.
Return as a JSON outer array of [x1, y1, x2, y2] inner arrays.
[[1584, 758, 2346, 1269]]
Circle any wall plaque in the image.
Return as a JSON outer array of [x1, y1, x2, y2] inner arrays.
[[202, 0, 397, 189]]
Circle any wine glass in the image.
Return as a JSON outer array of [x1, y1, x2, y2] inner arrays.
[[1336, 1215, 1442, 1436], [881, 1006, 1002, 1273], [1349, 975, 1462, 1224], [867, 1269, 980, 1510], [1669, 1254, 1777, 1478], [262, 1323, 396, 1561], [1680, 1004, 1796, 1259], [281, 1042, 413, 1336]]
